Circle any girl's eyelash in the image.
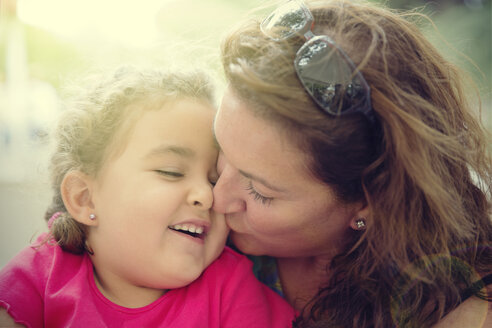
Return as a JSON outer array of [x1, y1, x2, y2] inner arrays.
[[156, 170, 184, 178], [245, 181, 273, 205]]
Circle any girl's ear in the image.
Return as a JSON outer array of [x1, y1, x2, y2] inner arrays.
[[61, 171, 97, 226]]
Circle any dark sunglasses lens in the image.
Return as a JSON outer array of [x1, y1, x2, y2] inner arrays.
[[295, 38, 369, 116], [261, 1, 309, 40]]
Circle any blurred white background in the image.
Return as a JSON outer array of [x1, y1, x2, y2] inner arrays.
[[0, 0, 490, 267]]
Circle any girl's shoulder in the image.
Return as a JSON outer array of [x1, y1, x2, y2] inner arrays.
[[0, 233, 88, 327], [0, 233, 84, 279], [204, 246, 252, 274], [200, 248, 282, 298], [1, 233, 58, 281], [197, 248, 297, 327]]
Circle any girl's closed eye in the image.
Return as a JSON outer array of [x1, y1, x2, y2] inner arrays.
[[155, 170, 184, 179], [245, 181, 273, 205]]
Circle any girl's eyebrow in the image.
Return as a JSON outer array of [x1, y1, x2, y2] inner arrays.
[[144, 144, 195, 159]]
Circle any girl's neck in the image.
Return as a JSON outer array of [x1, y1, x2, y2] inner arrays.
[[92, 266, 167, 309], [276, 256, 332, 312]]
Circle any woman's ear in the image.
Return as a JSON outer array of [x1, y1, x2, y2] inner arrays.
[[61, 171, 97, 226]]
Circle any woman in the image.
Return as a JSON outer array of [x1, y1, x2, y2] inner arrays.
[[212, 0, 492, 327]]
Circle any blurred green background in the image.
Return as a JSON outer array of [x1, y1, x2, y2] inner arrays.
[[0, 0, 490, 98]]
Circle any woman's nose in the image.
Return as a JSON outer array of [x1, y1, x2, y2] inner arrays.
[[212, 164, 246, 214]]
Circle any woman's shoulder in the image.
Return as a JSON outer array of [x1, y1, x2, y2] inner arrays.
[[432, 296, 491, 327], [433, 275, 492, 328]]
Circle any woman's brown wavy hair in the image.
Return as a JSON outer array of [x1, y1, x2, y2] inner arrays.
[[221, 0, 492, 326]]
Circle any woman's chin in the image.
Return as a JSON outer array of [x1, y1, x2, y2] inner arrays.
[[229, 232, 266, 256]]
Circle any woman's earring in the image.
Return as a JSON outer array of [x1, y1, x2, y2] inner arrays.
[[355, 218, 366, 230], [89, 214, 96, 220]]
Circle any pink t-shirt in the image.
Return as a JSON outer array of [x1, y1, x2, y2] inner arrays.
[[0, 234, 296, 328]]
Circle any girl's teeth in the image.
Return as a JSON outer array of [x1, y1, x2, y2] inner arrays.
[[170, 224, 204, 234]]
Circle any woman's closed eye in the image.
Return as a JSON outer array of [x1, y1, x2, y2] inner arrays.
[[209, 172, 219, 187], [245, 181, 273, 205]]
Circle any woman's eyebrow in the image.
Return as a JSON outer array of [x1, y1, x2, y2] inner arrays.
[[213, 117, 285, 193], [238, 169, 286, 193]]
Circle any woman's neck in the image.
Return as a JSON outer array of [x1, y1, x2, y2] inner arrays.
[[276, 256, 332, 312]]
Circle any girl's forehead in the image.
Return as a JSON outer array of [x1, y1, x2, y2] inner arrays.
[[97, 98, 216, 173], [106, 96, 208, 155]]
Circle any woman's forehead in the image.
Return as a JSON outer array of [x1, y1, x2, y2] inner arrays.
[[215, 88, 315, 187]]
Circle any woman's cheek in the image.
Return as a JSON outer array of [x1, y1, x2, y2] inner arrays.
[[246, 204, 279, 233]]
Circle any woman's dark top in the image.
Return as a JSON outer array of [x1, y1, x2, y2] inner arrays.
[[461, 273, 492, 302]]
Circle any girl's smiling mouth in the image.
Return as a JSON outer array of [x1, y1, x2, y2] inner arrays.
[[169, 222, 209, 240]]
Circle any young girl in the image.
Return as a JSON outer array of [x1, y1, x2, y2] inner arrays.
[[0, 67, 296, 327]]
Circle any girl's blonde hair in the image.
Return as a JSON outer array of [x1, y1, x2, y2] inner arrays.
[[221, 0, 492, 326], [45, 67, 216, 254]]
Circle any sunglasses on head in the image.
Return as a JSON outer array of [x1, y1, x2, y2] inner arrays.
[[261, 0, 375, 125]]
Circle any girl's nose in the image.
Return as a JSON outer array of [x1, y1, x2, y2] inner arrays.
[[188, 180, 214, 210]]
